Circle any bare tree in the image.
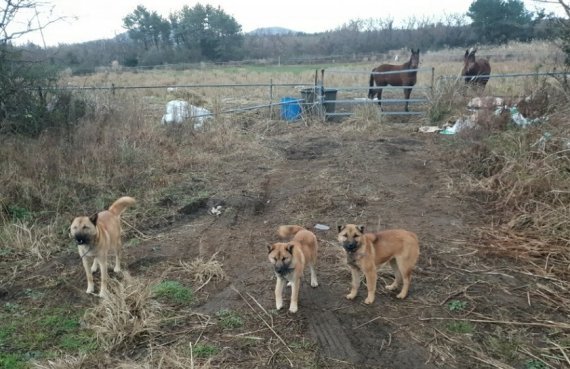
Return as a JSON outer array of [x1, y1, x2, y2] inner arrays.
[[532, 0, 569, 17]]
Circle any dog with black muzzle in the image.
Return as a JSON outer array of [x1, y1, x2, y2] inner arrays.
[[338, 224, 419, 304], [70, 196, 135, 297], [267, 225, 318, 313]]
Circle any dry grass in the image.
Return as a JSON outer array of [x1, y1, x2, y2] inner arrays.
[[32, 347, 214, 369], [178, 253, 226, 292], [0, 219, 59, 261], [83, 272, 162, 352], [452, 93, 570, 280]]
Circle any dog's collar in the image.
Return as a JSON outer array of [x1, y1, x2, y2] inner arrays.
[[77, 243, 94, 259]]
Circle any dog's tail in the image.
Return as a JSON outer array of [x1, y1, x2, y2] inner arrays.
[[108, 196, 136, 216], [277, 225, 305, 238]]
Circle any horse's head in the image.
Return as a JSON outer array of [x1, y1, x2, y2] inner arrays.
[[409, 49, 420, 69], [464, 48, 478, 74]]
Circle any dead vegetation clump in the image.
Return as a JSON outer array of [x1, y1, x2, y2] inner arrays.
[[82, 273, 161, 352], [452, 93, 570, 279], [178, 253, 226, 292]]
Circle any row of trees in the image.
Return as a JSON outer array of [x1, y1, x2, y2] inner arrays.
[[114, 0, 560, 65], [123, 4, 243, 61]]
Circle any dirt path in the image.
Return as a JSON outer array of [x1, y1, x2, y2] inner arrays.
[[126, 126, 487, 368], [4, 125, 565, 368]]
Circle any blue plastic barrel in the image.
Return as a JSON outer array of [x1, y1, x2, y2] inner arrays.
[[280, 97, 302, 121]]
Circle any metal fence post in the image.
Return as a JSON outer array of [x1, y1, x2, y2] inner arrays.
[[269, 78, 273, 119], [320, 69, 325, 121], [430, 67, 435, 95]]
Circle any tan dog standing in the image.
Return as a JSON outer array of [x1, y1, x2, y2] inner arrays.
[[268, 225, 318, 313], [337, 224, 419, 304], [70, 196, 136, 297]]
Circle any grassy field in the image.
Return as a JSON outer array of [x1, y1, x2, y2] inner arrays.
[[1, 41, 569, 369]]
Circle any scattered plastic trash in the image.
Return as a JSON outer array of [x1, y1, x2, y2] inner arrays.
[[439, 114, 477, 135], [161, 100, 212, 129], [510, 107, 528, 127], [314, 224, 330, 231], [418, 126, 441, 133], [210, 205, 222, 216], [531, 132, 552, 151], [468, 96, 504, 110]]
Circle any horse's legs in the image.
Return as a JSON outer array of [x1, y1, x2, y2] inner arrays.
[[377, 87, 383, 111], [403, 87, 412, 112], [368, 78, 376, 100]]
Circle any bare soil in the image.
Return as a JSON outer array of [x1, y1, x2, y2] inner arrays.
[[2, 123, 568, 368]]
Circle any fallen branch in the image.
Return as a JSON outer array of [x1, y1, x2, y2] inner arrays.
[[231, 285, 292, 353]]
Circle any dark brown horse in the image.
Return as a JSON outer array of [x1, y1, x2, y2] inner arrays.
[[368, 49, 420, 112], [462, 48, 491, 89]]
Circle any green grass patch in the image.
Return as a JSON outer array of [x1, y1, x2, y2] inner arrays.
[[152, 280, 194, 304], [446, 320, 474, 334], [192, 343, 219, 358], [447, 300, 467, 312], [216, 309, 244, 329], [525, 359, 547, 369], [0, 307, 96, 368], [0, 353, 28, 369]]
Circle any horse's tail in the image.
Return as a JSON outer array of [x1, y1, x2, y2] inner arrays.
[[368, 72, 375, 99]]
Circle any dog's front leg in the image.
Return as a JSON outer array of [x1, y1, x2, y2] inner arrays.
[[346, 266, 360, 300], [91, 259, 99, 273], [81, 256, 95, 294], [289, 277, 300, 313], [363, 266, 377, 304], [275, 276, 285, 310]]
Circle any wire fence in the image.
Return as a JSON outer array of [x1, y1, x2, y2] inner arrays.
[[28, 68, 570, 123]]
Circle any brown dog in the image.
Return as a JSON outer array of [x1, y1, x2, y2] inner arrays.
[[70, 196, 136, 297], [268, 225, 318, 313], [337, 224, 419, 304]]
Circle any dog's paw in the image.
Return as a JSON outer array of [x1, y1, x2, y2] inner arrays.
[[286, 281, 292, 287], [86, 287, 95, 294], [311, 281, 319, 288], [113, 267, 122, 273], [276, 302, 283, 310], [385, 283, 398, 291], [288, 305, 298, 313], [396, 292, 407, 299], [346, 293, 356, 300], [364, 296, 375, 304]]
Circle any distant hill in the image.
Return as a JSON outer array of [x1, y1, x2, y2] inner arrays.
[[248, 27, 298, 36]]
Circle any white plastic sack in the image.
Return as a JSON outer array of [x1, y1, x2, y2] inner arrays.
[[161, 100, 211, 129]]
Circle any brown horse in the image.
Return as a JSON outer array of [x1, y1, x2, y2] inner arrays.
[[368, 49, 420, 112], [462, 48, 491, 89]]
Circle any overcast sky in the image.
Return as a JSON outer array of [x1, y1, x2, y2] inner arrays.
[[8, 0, 566, 46]]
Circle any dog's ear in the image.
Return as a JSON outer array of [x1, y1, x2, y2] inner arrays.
[[286, 243, 294, 254], [357, 225, 365, 234], [89, 213, 98, 226], [465, 49, 469, 57], [267, 244, 274, 253], [337, 225, 345, 233]]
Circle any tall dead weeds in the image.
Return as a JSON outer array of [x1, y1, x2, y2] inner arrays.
[[453, 96, 570, 279], [82, 272, 161, 352]]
